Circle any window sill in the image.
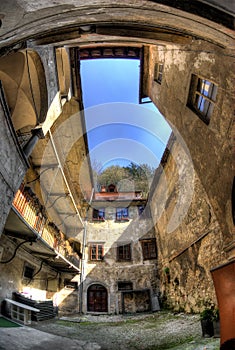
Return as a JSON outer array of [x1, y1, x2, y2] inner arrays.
[[88, 259, 104, 262], [186, 104, 210, 125], [143, 257, 157, 261], [116, 259, 132, 262], [92, 218, 105, 222], [115, 218, 130, 222]]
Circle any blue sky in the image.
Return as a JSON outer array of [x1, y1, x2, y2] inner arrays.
[[81, 58, 171, 171]]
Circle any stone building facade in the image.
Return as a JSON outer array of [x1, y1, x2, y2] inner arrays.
[[149, 135, 227, 313], [77, 186, 159, 314]]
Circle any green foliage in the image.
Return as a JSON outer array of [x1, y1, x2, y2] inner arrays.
[[200, 308, 214, 321], [96, 165, 129, 188], [93, 161, 155, 195], [213, 308, 220, 321]]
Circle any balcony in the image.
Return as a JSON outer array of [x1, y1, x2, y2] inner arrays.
[[4, 183, 81, 273]]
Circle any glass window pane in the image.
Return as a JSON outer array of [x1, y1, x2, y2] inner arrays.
[[211, 85, 218, 101], [197, 95, 204, 112], [91, 246, 96, 259], [98, 245, 103, 259], [116, 207, 128, 219], [207, 103, 214, 118]]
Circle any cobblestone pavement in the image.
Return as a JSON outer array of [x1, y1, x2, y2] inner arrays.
[[30, 311, 220, 350]]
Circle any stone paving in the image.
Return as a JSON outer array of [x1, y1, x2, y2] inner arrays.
[[0, 312, 221, 350], [31, 311, 220, 350]]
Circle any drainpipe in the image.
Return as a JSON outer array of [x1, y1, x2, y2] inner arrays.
[[23, 126, 44, 158], [48, 129, 84, 228], [79, 188, 94, 314]]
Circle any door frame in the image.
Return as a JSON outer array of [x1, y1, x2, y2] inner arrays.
[[86, 283, 109, 313]]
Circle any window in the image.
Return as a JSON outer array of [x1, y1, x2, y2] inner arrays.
[[138, 205, 145, 216], [108, 184, 116, 192], [93, 208, 105, 221], [89, 243, 104, 261], [64, 279, 78, 290], [118, 281, 133, 291], [117, 243, 131, 261], [187, 74, 217, 125], [23, 264, 35, 279], [140, 238, 157, 260], [154, 63, 164, 84], [116, 207, 129, 221]]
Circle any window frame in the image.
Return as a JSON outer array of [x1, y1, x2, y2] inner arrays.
[[23, 263, 35, 279], [137, 205, 145, 216], [92, 208, 105, 221], [116, 207, 129, 221], [117, 243, 132, 261], [89, 243, 104, 261], [118, 281, 133, 291], [140, 238, 157, 260], [187, 74, 218, 125], [154, 63, 164, 84]]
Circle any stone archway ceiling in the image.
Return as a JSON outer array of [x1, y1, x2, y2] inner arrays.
[[0, 1, 234, 50], [0, 50, 47, 132]]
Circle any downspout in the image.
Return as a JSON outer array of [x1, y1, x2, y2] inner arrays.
[[48, 129, 84, 228], [79, 187, 94, 314]]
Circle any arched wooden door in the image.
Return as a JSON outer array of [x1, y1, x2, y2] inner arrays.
[[87, 284, 108, 312]]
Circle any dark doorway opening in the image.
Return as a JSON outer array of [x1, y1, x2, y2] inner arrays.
[[87, 284, 108, 312]]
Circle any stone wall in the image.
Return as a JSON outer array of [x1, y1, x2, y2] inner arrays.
[[149, 137, 227, 313], [78, 204, 159, 314], [148, 41, 234, 248], [0, 86, 28, 236]]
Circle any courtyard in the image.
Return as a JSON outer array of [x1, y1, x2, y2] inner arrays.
[[28, 311, 220, 350]]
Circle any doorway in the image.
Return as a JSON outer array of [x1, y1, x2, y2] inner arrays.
[[87, 284, 108, 312]]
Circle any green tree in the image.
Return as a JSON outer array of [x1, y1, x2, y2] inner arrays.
[[93, 162, 155, 195], [96, 165, 129, 189], [124, 162, 155, 195]]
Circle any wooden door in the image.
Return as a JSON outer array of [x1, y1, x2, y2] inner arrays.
[[87, 284, 108, 312]]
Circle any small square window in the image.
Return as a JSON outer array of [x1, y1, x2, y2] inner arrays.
[[118, 281, 133, 291], [116, 208, 129, 221], [64, 279, 78, 290], [140, 238, 157, 260], [23, 264, 35, 279], [89, 244, 104, 261], [93, 208, 105, 221], [187, 74, 217, 125], [117, 243, 131, 261], [154, 63, 164, 84], [138, 205, 145, 216]]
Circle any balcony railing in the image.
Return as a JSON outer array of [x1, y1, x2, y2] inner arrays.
[[12, 184, 80, 267], [13, 183, 45, 233]]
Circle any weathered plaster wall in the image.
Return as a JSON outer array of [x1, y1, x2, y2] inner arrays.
[[0, 235, 51, 302], [150, 138, 227, 312], [148, 41, 234, 250], [0, 234, 78, 314]]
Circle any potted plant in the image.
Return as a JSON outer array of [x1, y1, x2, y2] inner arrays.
[[200, 308, 214, 338], [212, 308, 220, 338]]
